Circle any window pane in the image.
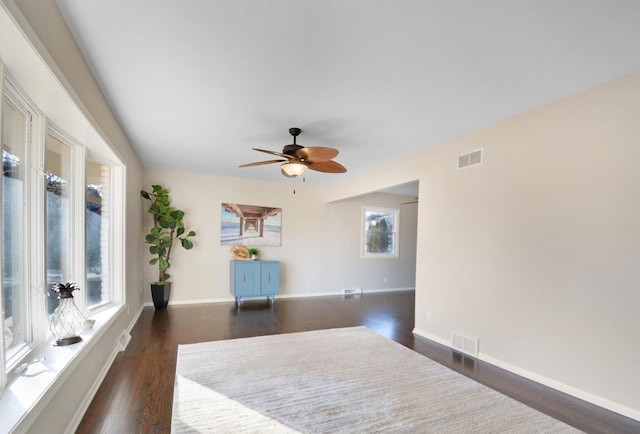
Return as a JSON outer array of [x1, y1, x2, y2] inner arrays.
[[2, 98, 28, 360], [363, 208, 398, 257], [86, 158, 110, 308], [45, 134, 71, 315]]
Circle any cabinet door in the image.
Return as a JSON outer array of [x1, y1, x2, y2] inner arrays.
[[233, 262, 255, 296], [260, 262, 280, 295]]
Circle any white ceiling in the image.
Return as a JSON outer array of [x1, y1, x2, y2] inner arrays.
[[56, 0, 640, 188]]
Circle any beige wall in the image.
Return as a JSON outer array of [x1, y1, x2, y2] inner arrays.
[[142, 170, 418, 304], [328, 71, 640, 418]]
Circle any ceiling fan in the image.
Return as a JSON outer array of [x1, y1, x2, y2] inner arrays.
[[239, 127, 347, 178]]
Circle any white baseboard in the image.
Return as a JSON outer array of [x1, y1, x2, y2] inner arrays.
[[412, 327, 450, 347], [364, 287, 415, 294], [412, 328, 640, 422], [144, 287, 416, 307], [128, 304, 144, 330], [478, 353, 640, 422], [143, 296, 234, 307], [66, 347, 119, 434]]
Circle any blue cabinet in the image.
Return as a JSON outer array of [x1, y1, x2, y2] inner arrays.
[[230, 260, 280, 305]]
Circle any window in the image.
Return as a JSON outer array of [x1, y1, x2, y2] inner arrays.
[[0, 70, 123, 393], [1, 81, 41, 385], [361, 207, 399, 258], [45, 131, 72, 316], [85, 157, 111, 309], [0, 13, 127, 424]]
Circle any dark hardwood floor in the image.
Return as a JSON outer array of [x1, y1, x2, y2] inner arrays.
[[77, 291, 639, 433]]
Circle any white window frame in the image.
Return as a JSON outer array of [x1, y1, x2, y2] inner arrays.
[[361, 206, 400, 259], [0, 74, 126, 394], [0, 59, 6, 392], [45, 124, 84, 312], [44, 125, 125, 316], [84, 151, 125, 312], [1, 72, 47, 384]]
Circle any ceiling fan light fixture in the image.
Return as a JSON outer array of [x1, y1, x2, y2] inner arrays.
[[241, 127, 346, 177], [280, 162, 307, 178]]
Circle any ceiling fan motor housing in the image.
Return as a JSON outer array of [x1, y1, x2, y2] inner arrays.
[[283, 144, 303, 156], [284, 127, 303, 156]]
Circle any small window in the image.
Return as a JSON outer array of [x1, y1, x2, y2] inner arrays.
[[361, 207, 399, 258], [86, 157, 111, 309], [45, 131, 72, 316], [2, 88, 35, 376]]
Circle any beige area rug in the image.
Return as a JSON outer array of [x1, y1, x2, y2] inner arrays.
[[172, 327, 581, 433]]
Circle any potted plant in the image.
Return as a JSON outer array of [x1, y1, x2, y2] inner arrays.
[[247, 247, 260, 260], [141, 185, 196, 309]]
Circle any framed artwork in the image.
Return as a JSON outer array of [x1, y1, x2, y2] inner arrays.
[[221, 203, 282, 247]]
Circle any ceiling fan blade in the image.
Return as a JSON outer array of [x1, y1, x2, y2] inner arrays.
[[239, 159, 287, 168], [296, 147, 338, 162], [306, 160, 347, 173], [252, 148, 294, 159]]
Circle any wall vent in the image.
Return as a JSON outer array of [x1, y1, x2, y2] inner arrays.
[[451, 331, 479, 357], [343, 287, 363, 296], [117, 330, 132, 352], [458, 149, 483, 169]]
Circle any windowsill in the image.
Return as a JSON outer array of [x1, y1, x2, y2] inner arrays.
[[0, 304, 124, 433]]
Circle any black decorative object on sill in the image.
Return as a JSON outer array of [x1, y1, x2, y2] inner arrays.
[[49, 282, 85, 346]]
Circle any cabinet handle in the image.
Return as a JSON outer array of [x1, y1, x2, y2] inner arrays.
[[268, 272, 271, 282], [243, 272, 246, 283]]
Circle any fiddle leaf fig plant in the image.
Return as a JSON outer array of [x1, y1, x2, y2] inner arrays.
[[141, 185, 196, 283]]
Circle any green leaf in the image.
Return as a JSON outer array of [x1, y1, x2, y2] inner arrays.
[[159, 258, 170, 270], [158, 216, 176, 229], [176, 227, 185, 236], [149, 258, 159, 265], [140, 190, 150, 200], [149, 246, 158, 254], [181, 238, 193, 249], [187, 230, 196, 237]]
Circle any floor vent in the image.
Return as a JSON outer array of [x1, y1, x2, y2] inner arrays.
[[458, 149, 483, 169], [451, 331, 479, 357], [117, 330, 132, 352], [343, 288, 363, 296]]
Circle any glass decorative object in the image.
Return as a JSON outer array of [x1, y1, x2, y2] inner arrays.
[[49, 282, 85, 346]]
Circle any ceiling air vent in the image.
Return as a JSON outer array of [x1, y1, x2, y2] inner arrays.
[[458, 149, 483, 169]]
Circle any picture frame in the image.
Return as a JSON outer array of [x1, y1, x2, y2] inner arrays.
[[221, 203, 282, 247]]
